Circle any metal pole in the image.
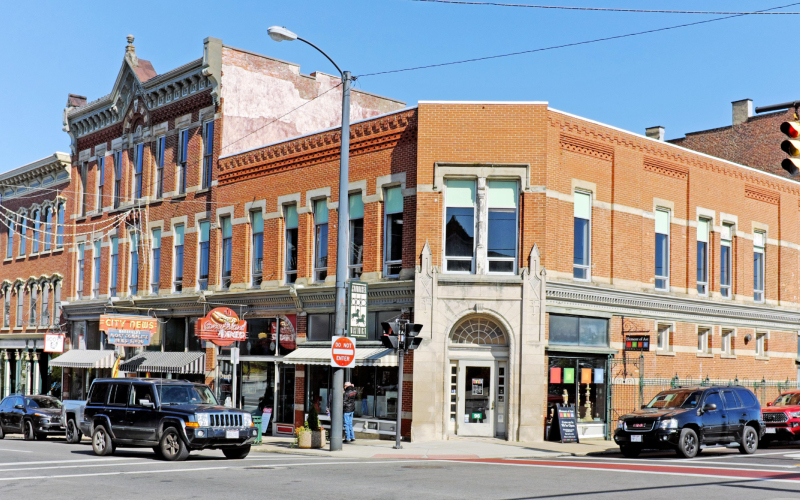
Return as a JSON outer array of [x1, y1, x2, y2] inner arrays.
[[331, 71, 352, 452], [395, 347, 404, 449]]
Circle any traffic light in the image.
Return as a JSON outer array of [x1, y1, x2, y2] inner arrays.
[[380, 320, 400, 350], [780, 120, 800, 176], [404, 323, 424, 351]]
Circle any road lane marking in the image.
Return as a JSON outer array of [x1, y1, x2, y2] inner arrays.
[[0, 457, 132, 467], [0, 466, 229, 482], [688, 450, 797, 460], [0, 461, 151, 473], [0, 448, 32, 453]]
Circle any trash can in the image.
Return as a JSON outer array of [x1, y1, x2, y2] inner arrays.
[[253, 416, 263, 445]]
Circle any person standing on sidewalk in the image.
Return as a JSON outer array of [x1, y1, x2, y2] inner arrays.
[[343, 382, 358, 442]]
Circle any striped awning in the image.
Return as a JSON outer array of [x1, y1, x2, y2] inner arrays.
[[281, 347, 398, 367], [120, 351, 206, 375], [50, 349, 117, 369]]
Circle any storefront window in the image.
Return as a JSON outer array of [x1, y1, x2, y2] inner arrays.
[[547, 356, 607, 427], [549, 315, 608, 347], [277, 365, 295, 423], [240, 361, 273, 415], [308, 314, 333, 341], [366, 310, 403, 341], [305, 366, 399, 421], [306, 365, 331, 415]]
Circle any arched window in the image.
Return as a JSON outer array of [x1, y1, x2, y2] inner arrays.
[[28, 282, 38, 326], [18, 213, 26, 256], [56, 202, 65, 248], [6, 217, 14, 258], [450, 316, 507, 346], [53, 279, 62, 324], [41, 282, 50, 327], [32, 209, 40, 253], [15, 283, 23, 327], [1, 285, 9, 328]]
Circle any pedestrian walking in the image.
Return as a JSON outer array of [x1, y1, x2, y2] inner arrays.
[[343, 381, 358, 442]]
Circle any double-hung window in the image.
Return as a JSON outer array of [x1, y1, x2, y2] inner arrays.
[[349, 194, 364, 279], [655, 209, 670, 291], [134, 143, 144, 200], [5, 218, 12, 258], [720, 223, 733, 298], [2, 288, 9, 328], [657, 324, 672, 352], [174, 225, 184, 292], [113, 151, 122, 208], [18, 216, 26, 256], [29, 285, 37, 326], [32, 210, 40, 253], [284, 206, 298, 284], [202, 121, 214, 189], [56, 203, 64, 248], [487, 180, 518, 273], [92, 239, 101, 298], [313, 199, 328, 282], [721, 329, 733, 355], [697, 218, 710, 296], [198, 221, 210, 291], [754, 231, 765, 302], [155, 136, 165, 199], [384, 187, 403, 277], [697, 327, 710, 354], [41, 284, 49, 326], [220, 216, 232, 290], [77, 243, 85, 297], [444, 179, 476, 273], [129, 232, 139, 296], [110, 237, 118, 297], [54, 280, 61, 323], [80, 162, 88, 216], [756, 332, 768, 357], [178, 129, 189, 195], [15, 285, 22, 327], [45, 207, 52, 251], [573, 191, 591, 280], [250, 212, 263, 287], [151, 229, 161, 294], [97, 156, 105, 209]]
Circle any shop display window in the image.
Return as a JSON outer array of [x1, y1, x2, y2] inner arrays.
[[547, 356, 607, 428], [549, 315, 608, 347]]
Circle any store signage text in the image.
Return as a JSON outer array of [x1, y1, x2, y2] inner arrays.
[[196, 307, 247, 347], [100, 314, 158, 347]]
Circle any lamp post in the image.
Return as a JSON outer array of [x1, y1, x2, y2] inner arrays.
[[268, 26, 351, 452]]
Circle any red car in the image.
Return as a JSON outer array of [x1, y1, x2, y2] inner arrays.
[[761, 391, 800, 445]]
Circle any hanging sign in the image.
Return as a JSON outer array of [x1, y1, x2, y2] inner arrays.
[[44, 333, 65, 353], [348, 281, 368, 338], [272, 315, 297, 350], [100, 314, 158, 347], [624, 335, 650, 352], [195, 307, 247, 347], [331, 336, 356, 368]]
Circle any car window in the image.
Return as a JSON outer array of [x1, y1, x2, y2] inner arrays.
[[108, 383, 130, 406], [0, 398, 9, 410], [704, 392, 722, 410], [12, 397, 23, 408], [89, 383, 109, 404], [25, 397, 61, 409], [646, 390, 702, 409], [156, 384, 218, 405], [722, 390, 741, 409], [130, 384, 156, 407], [737, 389, 758, 407]]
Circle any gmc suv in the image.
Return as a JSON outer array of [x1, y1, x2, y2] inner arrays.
[[79, 378, 257, 461], [614, 386, 764, 458]]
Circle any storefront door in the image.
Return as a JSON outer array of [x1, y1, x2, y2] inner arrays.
[[456, 361, 494, 437]]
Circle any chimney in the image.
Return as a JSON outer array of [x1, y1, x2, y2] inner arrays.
[[732, 99, 753, 126], [645, 126, 665, 141], [125, 34, 139, 67]]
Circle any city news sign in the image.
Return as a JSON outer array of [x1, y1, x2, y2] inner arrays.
[[195, 307, 247, 347], [348, 281, 368, 339], [100, 314, 158, 347]]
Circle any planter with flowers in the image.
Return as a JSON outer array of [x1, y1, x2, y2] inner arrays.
[[296, 406, 326, 449]]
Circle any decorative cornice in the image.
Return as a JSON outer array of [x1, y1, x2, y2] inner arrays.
[[644, 157, 689, 180], [559, 134, 613, 161], [745, 184, 780, 205]]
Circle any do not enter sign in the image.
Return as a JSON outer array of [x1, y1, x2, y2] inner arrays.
[[331, 336, 356, 368]]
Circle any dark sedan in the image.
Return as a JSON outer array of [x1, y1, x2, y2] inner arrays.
[[0, 394, 65, 440]]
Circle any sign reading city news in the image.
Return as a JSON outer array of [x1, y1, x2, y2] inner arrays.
[[331, 336, 356, 368], [100, 314, 158, 347], [44, 333, 65, 353], [348, 281, 368, 339], [195, 307, 247, 347]]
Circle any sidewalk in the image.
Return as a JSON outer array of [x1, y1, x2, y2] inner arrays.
[[252, 435, 619, 459]]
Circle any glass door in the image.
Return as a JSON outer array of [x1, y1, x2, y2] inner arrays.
[[457, 361, 494, 437]]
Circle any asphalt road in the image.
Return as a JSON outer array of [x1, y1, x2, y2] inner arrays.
[[3, 436, 800, 499]]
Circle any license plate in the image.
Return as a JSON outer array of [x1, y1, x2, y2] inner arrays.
[[226, 430, 239, 439], [766, 428, 777, 434], [630, 435, 643, 442]]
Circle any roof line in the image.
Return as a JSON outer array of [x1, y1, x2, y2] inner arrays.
[[419, 100, 548, 105]]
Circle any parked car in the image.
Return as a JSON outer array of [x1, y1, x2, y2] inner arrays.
[[613, 386, 764, 458], [77, 378, 257, 461], [61, 399, 87, 444], [0, 394, 65, 440], [760, 390, 800, 446]]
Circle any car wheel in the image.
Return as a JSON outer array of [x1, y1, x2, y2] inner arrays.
[[676, 428, 699, 458], [0, 424, 5, 439], [620, 445, 641, 458], [159, 427, 189, 461], [91, 426, 114, 456], [23, 421, 35, 441], [66, 420, 82, 444], [739, 426, 758, 454], [222, 445, 251, 460]]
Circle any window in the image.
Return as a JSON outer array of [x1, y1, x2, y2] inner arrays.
[[108, 383, 130, 406], [173, 225, 184, 292], [655, 209, 670, 290], [18, 216, 26, 256], [349, 194, 364, 279], [2, 287, 8, 328], [313, 199, 328, 282], [722, 390, 742, 409], [697, 327, 710, 354], [444, 179, 475, 272], [284, 206, 298, 284], [697, 218, 710, 295], [202, 121, 214, 189], [129, 232, 139, 296], [15, 285, 22, 327], [93, 239, 101, 298], [307, 313, 334, 341], [88, 383, 109, 405], [754, 231, 765, 302], [45, 207, 53, 251], [151, 228, 161, 294], [113, 151, 122, 208], [721, 329, 733, 355], [28, 285, 38, 326], [720, 223, 733, 298], [548, 315, 608, 347], [134, 143, 144, 200], [155, 136, 165, 199], [657, 324, 672, 351], [487, 180, 518, 273], [5, 217, 12, 258], [220, 216, 232, 290], [56, 202, 64, 248], [80, 162, 88, 216], [383, 187, 403, 277], [41, 284, 49, 326], [573, 191, 591, 280], [110, 237, 118, 297], [756, 332, 768, 357], [198, 221, 210, 291], [177, 129, 189, 195], [54, 280, 61, 323], [250, 212, 263, 287], [32, 209, 39, 253], [77, 243, 85, 297], [97, 156, 105, 208]]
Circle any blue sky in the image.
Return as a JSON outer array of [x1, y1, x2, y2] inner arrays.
[[0, 0, 794, 170]]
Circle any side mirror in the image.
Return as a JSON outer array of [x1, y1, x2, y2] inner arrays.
[[140, 400, 154, 408], [767, 402, 773, 407], [14, 404, 24, 410], [703, 403, 717, 412]]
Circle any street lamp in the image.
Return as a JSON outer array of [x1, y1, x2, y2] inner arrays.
[[267, 26, 352, 453]]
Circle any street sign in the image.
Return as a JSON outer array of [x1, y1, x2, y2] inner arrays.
[[44, 334, 65, 353], [624, 335, 650, 352], [348, 281, 368, 338], [331, 336, 356, 368]]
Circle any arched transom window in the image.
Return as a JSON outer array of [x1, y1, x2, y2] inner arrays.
[[450, 316, 507, 346]]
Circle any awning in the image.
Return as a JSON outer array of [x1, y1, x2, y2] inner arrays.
[[120, 351, 206, 374], [50, 349, 117, 369], [281, 347, 398, 367]]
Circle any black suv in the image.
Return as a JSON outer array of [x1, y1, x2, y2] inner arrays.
[[0, 394, 65, 440], [614, 386, 764, 458], [79, 378, 257, 461]]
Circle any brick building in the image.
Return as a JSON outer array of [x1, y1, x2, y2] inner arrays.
[[0, 153, 71, 397]]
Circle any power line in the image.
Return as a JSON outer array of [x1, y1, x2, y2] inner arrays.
[[359, 1, 800, 77], [409, 0, 800, 15]]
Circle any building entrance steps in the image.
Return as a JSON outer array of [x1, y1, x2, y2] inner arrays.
[[252, 435, 618, 459]]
